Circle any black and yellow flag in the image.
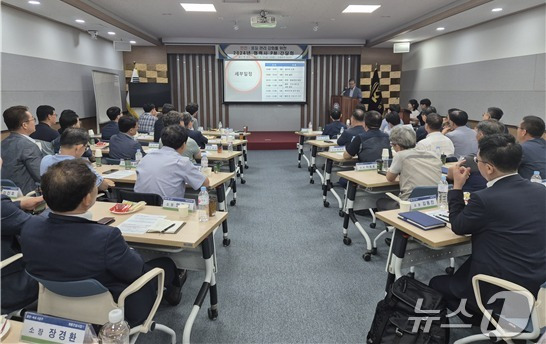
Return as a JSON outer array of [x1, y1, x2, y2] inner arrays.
[[368, 68, 383, 112]]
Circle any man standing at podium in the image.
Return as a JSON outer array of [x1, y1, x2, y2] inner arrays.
[[342, 78, 362, 101]]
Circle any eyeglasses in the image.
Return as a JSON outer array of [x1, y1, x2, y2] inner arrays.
[[24, 118, 36, 123], [473, 156, 489, 165]]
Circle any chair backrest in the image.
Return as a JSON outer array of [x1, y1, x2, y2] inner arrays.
[[1, 179, 18, 188], [36, 140, 55, 156], [538, 282, 546, 330], [27, 271, 117, 325], [117, 189, 163, 206], [104, 157, 121, 165], [409, 186, 438, 198]]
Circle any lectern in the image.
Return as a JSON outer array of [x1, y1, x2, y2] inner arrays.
[[331, 95, 359, 120]]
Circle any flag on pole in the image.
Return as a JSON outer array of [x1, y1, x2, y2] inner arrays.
[[126, 62, 139, 118], [367, 68, 383, 113]]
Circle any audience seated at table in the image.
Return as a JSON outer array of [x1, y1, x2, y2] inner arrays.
[[101, 106, 121, 141], [137, 103, 158, 134], [161, 112, 202, 163], [443, 110, 478, 157], [52, 109, 94, 161], [40, 128, 114, 191], [379, 104, 400, 133], [417, 98, 432, 126], [21, 159, 186, 326], [182, 112, 208, 149], [1, 105, 43, 194], [516, 115, 546, 180], [337, 108, 366, 146], [135, 125, 209, 199], [376, 126, 442, 210], [322, 108, 346, 139], [0, 157, 41, 313], [414, 106, 437, 142], [344, 110, 390, 162], [108, 116, 144, 161], [415, 113, 454, 156], [482, 106, 509, 134], [381, 111, 403, 136], [153, 103, 175, 142], [185, 102, 200, 130], [30, 105, 59, 142], [407, 99, 420, 126], [446, 119, 505, 192], [430, 134, 546, 324]]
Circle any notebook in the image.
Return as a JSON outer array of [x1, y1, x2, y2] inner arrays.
[[397, 211, 447, 230]]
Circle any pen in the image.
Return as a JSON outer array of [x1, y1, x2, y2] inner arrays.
[[161, 223, 175, 233]]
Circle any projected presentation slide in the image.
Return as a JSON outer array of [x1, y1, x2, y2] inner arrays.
[[224, 60, 306, 102]]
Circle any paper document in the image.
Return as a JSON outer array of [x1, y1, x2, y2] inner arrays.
[[426, 209, 450, 223], [117, 214, 167, 234], [105, 170, 136, 179]]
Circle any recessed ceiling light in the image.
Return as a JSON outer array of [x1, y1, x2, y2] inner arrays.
[[436, 27, 445, 31], [75, 19, 85, 23], [180, 3, 216, 12], [342, 5, 381, 13], [107, 32, 116, 35], [130, 40, 136, 44], [491, 8, 503, 12], [28, 1, 40, 5]]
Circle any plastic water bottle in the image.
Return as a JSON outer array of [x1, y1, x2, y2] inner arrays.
[[198, 187, 209, 222], [308, 121, 312, 131], [218, 121, 223, 130], [437, 175, 449, 210], [99, 309, 130, 344], [531, 171, 542, 183], [381, 148, 390, 172], [135, 149, 142, 163], [201, 153, 208, 171]]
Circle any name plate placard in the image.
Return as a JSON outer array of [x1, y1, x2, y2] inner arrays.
[[328, 146, 345, 152], [148, 142, 160, 149], [162, 197, 196, 211], [205, 144, 218, 151], [316, 135, 330, 141], [300, 128, 310, 133], [408, 195, 438, 210], [21, 312, 96, 343], [355, 163, 377, 171], [1, 186, 23, 198]]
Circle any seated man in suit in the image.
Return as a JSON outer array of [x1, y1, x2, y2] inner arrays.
[[444, 110, 478, 157], [101, 106, 121, 140], [337, 108, 366, 146], [185, 102, 200, 130], [417, 98, 431, 126], [516, 115, 546, 180], [108, 116, 144, 160], [30, 105, 59, 142], [382, 111, 403, 136], [379, 105, 401, 133], [342, 78, 362, 101], [376, 125, 442, 210], [182, 112, 208, 149], [21, 159, 186, 326], [161, 112, 202, 163], [344, 110, 390, 163], [40, 128, 114, 191], [1, 105, 43, 194], [0, 157, 41, 312], [322, 108, 346, 139], [482, 106, 509, 134], [51, 109, 94, 162], [153, 103, 175, 142], [430, 134, 546, 324], [135, 125, 209, 199], [414, 106, 437, 142]]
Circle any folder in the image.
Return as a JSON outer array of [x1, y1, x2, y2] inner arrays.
[[397, 211, 447, 230]]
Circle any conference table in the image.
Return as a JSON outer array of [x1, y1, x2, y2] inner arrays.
[[202, 130, 251, 169], [317, 151, 357, 212], [205, 139, 248, 183], [375, 209, 471, 293], [305, 140, 338, 185], [204, 150, 242, 203], [294, 130, 323, 168], [91, 133, 154, 143], [94, 165, 235, 247], [90, 201, 228, 344]]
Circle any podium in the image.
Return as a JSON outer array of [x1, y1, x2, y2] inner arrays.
[[331, 95, 359, 119]]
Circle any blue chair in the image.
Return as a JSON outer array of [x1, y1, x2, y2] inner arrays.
[[1, 179, 18, 188], [26, 269, 176, 343]]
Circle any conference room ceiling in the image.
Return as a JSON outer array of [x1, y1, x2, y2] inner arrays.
[[3, 0, 544, 48]]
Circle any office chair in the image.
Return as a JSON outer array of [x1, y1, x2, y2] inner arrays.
[[1, 179, 18, 188], [454, 275, 545, 344], [104, 157, 121, 165], [26, 268, 176, 344], [117, 189, 163, 206]]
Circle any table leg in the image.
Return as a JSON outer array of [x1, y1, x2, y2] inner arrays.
[[343, 181, 375, 262], [215, 183, 230, 247], [322, 158, 333, 207], [237, 145, 246, 184], [385, 229, 408, 293], [182, 234, 217, 344], [243, 143, 249, 169], [297, 136, 304, 168], [309, 145, 318, 184], [228, 158, 237, 206]]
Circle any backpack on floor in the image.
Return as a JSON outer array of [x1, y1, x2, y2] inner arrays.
[[367, 276, 450, 344]]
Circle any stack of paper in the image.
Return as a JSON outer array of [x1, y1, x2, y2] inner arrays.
[[117, 214, 184, 234]]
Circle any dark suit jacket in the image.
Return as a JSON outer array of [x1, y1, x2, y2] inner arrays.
[[1, 195, 38, 311], [154, 117, 164, 142], [519, 138, 546, 180], [0, 133, 43, 194], [342, 87, 362, 99], [108, 133, 144, 160], [447, 174, 546, 307], [322, 121, 347, 139], [101, 121, 120, 141], [30, 123, 59, 142], [187, 129, 208, 149], [416, 126, 427, 142], [336, 125, 366, 146]]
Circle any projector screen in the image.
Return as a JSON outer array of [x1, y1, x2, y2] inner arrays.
[[223, 60, 306, 103]]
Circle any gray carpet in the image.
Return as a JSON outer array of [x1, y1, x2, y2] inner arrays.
[[144, 150, 479, 343]]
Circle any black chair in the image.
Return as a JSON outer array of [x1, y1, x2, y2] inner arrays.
[[116, 189, 163, 206], [104, 157, 121, 165]]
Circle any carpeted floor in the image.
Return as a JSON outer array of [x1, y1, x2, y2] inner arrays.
[[142, 149, 479, 343]]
